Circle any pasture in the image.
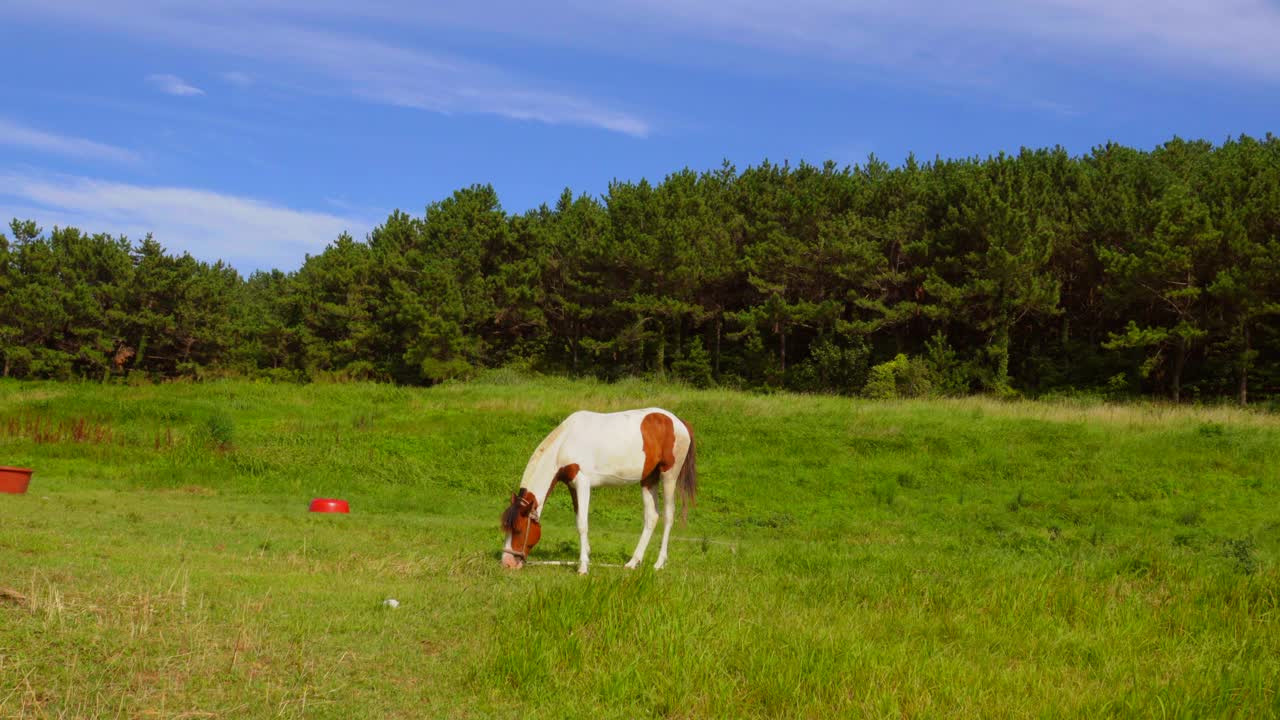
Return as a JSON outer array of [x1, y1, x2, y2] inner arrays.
[[1, 376, 1277, 718]]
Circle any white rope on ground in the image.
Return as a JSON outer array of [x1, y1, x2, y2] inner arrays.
[[516, 533, 739, 568], [521, 537, 740, 566], [524, 560, 627, 568]]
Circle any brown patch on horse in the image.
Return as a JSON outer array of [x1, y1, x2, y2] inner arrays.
[[555, 464, 581, 515], [640, 412, 676, 487]]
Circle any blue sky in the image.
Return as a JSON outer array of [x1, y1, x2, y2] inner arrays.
[[2, 0, 1278, 272]]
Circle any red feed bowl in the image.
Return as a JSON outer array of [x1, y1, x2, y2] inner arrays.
[[309, 497, 350, 513], [0, 466, 33, 494]]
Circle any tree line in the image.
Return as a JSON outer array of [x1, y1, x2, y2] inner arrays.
[[2, 135, 1278, 403]]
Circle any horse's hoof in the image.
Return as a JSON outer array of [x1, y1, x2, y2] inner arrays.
[[624, 560, 639, 570]]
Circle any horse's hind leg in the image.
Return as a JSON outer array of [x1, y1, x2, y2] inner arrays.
[[654, 472, 677, 570], [626, 482, 661, 569]]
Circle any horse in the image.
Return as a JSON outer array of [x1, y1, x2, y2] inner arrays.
[[500, 408, 697, 575]]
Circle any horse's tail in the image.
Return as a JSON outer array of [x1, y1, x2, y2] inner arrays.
[[678, 420, 697, 523]]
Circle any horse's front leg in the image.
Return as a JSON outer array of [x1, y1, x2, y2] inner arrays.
[[575, 479, 592, 575]]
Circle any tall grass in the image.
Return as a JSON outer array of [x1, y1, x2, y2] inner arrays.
[[0, 377, 1276, 718]]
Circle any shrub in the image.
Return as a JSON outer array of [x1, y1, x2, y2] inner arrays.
[[1104, 372, 1132, 399], [923, 332, 970, 396], [1223, 538, 1258, 575], [864, 354, 934, 400], [1175, 506, 1202, 526], [205, 412, 235, 451], [671, 337, 715, 388], [790, 337, 869, 395]]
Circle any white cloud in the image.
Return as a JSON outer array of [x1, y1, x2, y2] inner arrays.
[[147, 73, 206, 97], [540, 0, 1280, 81], [9, 0, 1274, 133], [239, 24, 651, 136], [219, 71, 255, 87], [0, 172, 371, 271], [54, 0, 1271, 84], [2, 1, 650, 136], [0, 117, 141, 165]]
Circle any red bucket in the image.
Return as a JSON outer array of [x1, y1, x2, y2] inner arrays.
[[309, 498, 350, 513], [0, 467, 33, 494]]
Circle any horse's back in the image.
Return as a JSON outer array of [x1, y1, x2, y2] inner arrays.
[[558, 408, 686, 484]]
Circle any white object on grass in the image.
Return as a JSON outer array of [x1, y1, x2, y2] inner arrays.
[[525, 560, 625, 568], [383, 598, 400, 609]]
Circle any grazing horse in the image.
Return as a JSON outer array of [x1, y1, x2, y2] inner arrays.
[[500, 408, 697, 575]]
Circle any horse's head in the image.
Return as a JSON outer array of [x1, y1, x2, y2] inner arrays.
[[500, 488, 541, 569]]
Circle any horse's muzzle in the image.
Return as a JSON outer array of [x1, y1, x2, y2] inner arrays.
[[501, 551, 525, 569]]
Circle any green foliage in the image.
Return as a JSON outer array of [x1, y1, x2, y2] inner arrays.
[[1223, 538, 1259, 575], [203, 411, 234, 450], [3, 134, 1280, 405], [864, 353, 934, 399], [788, 336, 869, 394], [923, 331, 970, 396], [1104, 372, 1134, 399], [671, 336, 715, 388]]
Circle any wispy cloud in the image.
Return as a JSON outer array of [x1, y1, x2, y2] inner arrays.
[[181, 0, 1280, 84], [219, 71, 254, 87], [0, 117, 141, 164], [522, 0, 1280, 82], [245, 24, 651, 136], [1, 1, 650, 136], [13, 1, 1275, 135], [0, 172, 371, 271], [1031, 99, 1083, 118], [147, 73, 206, 97]]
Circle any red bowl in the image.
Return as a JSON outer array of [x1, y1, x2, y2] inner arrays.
[[0, 466, 33, 494], [309, 497, 350, 513]]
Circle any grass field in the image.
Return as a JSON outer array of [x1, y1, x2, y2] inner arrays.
[[1, 375, 1278, 718]]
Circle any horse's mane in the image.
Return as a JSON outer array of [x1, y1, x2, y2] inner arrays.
[[503, 420, 574, 534], [521, 420, 567, 485]]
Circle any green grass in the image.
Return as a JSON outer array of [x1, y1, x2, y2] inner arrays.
[[1, 375, 1278, 718]]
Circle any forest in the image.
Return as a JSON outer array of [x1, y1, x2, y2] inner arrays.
[[2, 135, 1278, 403]]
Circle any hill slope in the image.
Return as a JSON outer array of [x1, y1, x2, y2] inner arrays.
[[1, 377, 1277, 717]]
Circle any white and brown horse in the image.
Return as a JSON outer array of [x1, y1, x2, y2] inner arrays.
[[501, 408, 697, 575]]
